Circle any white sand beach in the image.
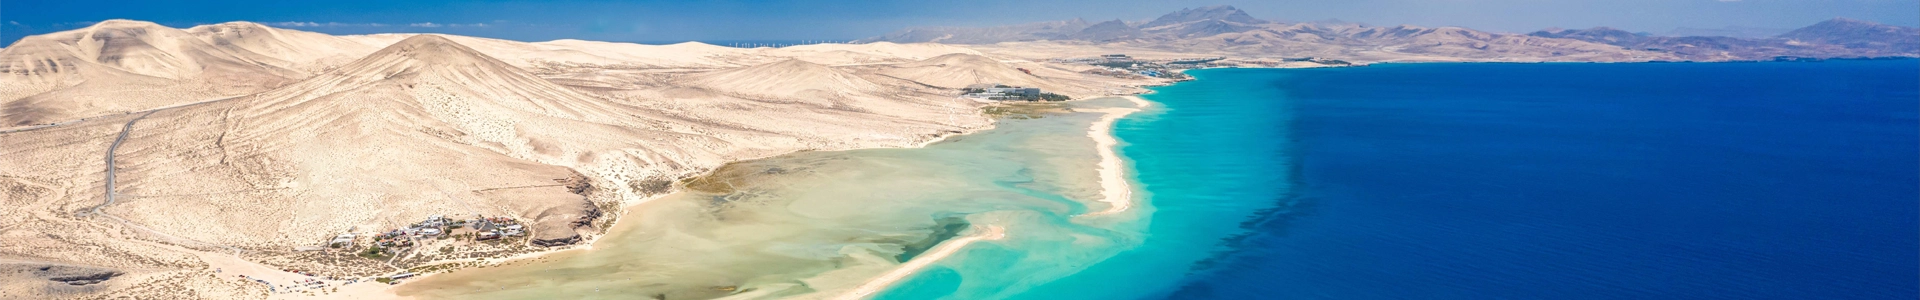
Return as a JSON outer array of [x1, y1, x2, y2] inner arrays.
[[835, 225, 1008, 300], [1084, 96, 1152, 216]]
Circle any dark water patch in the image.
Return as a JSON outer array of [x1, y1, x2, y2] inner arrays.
[[897, 216, 972, 261]]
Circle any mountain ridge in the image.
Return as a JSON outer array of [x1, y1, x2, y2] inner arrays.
[[863, 6, 1919, 61]]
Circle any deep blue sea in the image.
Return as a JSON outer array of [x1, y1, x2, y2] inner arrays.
[[1053, 61, 1920, 299]]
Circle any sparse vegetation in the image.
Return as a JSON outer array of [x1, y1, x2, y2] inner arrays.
[[358, 246, 387, 259], [983, 102, 1072, 119]]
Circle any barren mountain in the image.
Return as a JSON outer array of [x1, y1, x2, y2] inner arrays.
[[1531, 19, 1919, 61], [1776, 18, 1920, 55], [1140, 5, 1270, 28], [1664, 26, 1791, 39], [1070, 19, 1151, 43], [865, 6, 1918, 63], [0, 20, 310, 126]]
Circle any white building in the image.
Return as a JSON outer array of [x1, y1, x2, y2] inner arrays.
[[328, 233, 355, 246]]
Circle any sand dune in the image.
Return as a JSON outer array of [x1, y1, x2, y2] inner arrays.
[[770, 41, 983, 61], [688, 59, 887, 100], [878, 53, 1056, 89], [0, 20, 309, 125], [186, 22, 389, 72]]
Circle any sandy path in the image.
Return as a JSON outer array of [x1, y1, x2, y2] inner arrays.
[[1083, 96, 1150, 216], [835, 225, 1007, 300]]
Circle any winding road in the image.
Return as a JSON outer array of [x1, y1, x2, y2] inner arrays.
[[62, 97, 248, 254], [90, 110, 156, 216]]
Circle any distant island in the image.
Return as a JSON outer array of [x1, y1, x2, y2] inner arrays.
[[863, 5, 1918, 63]]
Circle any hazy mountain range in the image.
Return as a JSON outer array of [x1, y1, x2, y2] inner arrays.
[[863, 5, 1919, 62]]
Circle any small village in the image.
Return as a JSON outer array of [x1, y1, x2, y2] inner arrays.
[[1057, 54, 1211, 81], [960, 84, 1071, 101], [331, 215, 531, 259], [218, 214, 553, 296]]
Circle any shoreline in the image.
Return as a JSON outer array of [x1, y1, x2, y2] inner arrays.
[[305, 108, 1004, 300], [302, 94, 1153, 300], [1083, 96, 1151, 216], [833, 95, 1154, 299], [833, 225, 1008, 300]]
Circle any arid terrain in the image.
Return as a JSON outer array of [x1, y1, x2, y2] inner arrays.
[[0, 5, 1913, 299], [0, 20, 1160, 299]]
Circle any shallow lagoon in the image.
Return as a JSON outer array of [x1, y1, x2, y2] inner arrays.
[[400, 97, 1154, 299]]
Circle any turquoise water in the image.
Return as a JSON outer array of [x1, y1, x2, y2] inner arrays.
[[402, 99, 1156, 299], [954, 68, 1300, 299], [915, 61, 1917, 299], [407, 61, 1917, 299]]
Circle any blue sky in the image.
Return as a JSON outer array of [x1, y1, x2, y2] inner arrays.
[[4, 0, 1916, 45]]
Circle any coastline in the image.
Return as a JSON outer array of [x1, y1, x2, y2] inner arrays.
[[264, 122, 996, 300], [833, 225, 1008, 300], [1083, 96, 1152, 216], [307, 94, 1155, 300], [303, 103, 1009, 300], [831, 95, 1154, 299]]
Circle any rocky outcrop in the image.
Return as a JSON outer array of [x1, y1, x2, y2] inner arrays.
[[0, 264, 125, 298], [530, 232, 582, 247], [49, 271, 121, 285]]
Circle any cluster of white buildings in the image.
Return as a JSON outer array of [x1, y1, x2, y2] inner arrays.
[[961, 83, 1044, 101]]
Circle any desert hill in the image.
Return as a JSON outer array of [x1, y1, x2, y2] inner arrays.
[[687, 59, 886, 101], [186, 21, 388, 72], [878, 53, 1058, 90], [0, 20, 312, 126], [0, 22, 995, 133], [95, 35, 668, 250], [0, 20, 304, 80]]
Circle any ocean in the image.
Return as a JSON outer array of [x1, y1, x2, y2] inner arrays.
[[1120, 61, 1920, 299], [402, 60, 1919, 299]]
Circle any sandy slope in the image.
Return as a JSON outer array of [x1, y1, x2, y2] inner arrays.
[[0, 20, 308, 126]]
